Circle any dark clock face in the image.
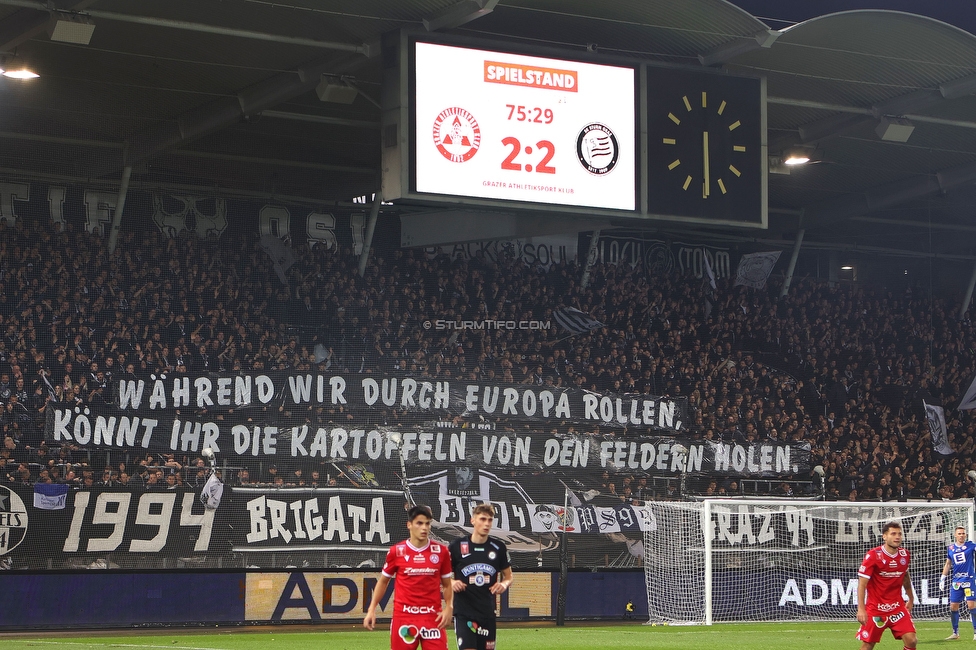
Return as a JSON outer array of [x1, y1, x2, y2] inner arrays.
[[646, 67, 763, 225]]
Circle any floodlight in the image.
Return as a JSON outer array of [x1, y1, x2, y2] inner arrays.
[[0, 55, 38, 79], [783, 147, 811, 166]]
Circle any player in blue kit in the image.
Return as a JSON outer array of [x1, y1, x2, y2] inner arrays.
[[941, 525, 976, 640]]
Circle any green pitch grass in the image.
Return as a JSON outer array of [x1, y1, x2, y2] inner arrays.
[[0, 621, 965, 649]]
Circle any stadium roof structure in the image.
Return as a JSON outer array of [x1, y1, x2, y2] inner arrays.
[[2, 0, 976, 263]]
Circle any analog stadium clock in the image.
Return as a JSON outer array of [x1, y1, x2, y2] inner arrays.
[[662, 91, 749, 199], [646, 67, 765, 226]]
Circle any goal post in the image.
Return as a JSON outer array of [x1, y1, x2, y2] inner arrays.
[[643, 499, 975, 625]]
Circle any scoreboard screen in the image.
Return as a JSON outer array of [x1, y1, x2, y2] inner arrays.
[[413, 41, 636, 212]]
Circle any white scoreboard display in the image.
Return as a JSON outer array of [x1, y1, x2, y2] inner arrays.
[[413, 42, 636, 212]]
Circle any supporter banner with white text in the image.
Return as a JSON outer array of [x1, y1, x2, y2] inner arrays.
[[45, 406, 807, 477], [104, 372, 688, 430]]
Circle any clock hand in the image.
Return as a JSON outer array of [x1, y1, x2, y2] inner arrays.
[[703, 130, 710, 198]]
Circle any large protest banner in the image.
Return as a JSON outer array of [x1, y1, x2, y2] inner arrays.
[[46, 408, 807, 478], [100, 372, 688, 428], [27, 370, 810, 572]]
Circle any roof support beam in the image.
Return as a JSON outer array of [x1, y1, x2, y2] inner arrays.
[[698, 29, 780, 67], [0, 0, 96, 51], [770, 73, 976, 153], [113, 50, 372, 176], [851, 216, 976, 234], [259, 110, 379, 130], [423, 0, 499, 31], [801, 159, 976, 229], [0, 0, 372, 54]]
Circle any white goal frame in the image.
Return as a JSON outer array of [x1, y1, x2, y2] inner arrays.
[[643, 498, 975, 625]]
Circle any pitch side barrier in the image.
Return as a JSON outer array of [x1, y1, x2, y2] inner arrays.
[[0, 569, 646, 629]]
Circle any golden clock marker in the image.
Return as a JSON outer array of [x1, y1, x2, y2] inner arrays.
[[682, 175, 692, 190], [701, 91, 707, 108], [717, 179, 727, 194], [718, 100, 726, 115], [683, 96, 692, 111], [668, 159, 681, 170], [729, 165, 741, 177], [729, 120, 741, 131], [663, 138, 676, 145], [668, 113, 680, 125], [733, 145, 746, 152]]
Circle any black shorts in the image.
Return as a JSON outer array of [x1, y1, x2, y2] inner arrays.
[[453, 616, 496, 650]]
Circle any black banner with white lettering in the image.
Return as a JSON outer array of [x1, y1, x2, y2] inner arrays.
[[0, 179, 381, 251], [44, 403, 806, 477], [0, 431, 809, 572], [2, 485, 221, 568], [230, 487, 406, 554], [103, 372, 687, 431], [1, 484, 408, 569]]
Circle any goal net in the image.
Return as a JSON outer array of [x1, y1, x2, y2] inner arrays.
[[643, 499, 975, 625]]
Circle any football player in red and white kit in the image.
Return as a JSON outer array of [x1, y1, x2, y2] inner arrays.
[[364, 505, 454, 650], [856, 521, 917, 650]]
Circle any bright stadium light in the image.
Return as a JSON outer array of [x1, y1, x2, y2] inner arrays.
[[0, 55, 38, 79], [782, 147, 811, 166]]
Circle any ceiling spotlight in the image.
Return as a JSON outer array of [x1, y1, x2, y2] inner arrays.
[[783, 147, 811, 166], [840, 265, 854, 271], [0, 55, 38, 79]]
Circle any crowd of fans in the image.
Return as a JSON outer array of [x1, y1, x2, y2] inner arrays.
[[0, 216, 974, 503]]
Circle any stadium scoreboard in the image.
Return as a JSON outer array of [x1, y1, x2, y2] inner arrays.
[[414, 42, 636, 211], [381, 31, 767, 228]]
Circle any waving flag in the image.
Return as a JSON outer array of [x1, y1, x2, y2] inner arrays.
[[924, 401, 953, 455], [553, 307, 603, 335], [200, 473, 224, 510], [958, 372, 976, 410], [734, 251, 782, 290]]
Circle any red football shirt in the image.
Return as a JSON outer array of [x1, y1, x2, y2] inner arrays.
[[382, 540, 453, 611], [858, 545, 911, 612]]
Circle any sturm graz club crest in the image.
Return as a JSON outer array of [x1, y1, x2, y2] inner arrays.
[[0, 486, 28, 557], [576, 123, 619, 175], [433, 107, 481, 163]]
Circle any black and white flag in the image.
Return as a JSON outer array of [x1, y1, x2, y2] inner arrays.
[[733, 251, 782, 290], [200, 473, 224, 510], [923, 401, 953, 455], [553, 307, 603, 335], [958, 373, 976, 410], [258, 234, 296, 286]]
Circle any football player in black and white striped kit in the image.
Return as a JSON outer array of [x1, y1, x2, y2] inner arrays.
[[448, 504, 513, 650]]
